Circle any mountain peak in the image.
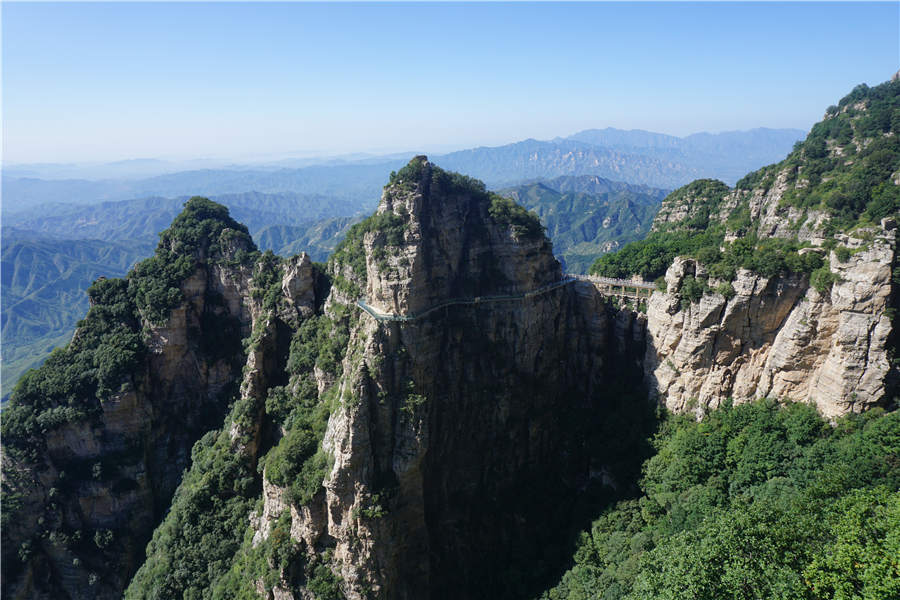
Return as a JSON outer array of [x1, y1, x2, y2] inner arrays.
[[329, 161, 558, 317], [158, 196, 256, 259]]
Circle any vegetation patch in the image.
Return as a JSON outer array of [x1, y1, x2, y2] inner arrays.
[[678, 275, 709, 310], [129, 196, 256, 324], [655, 179, 730, 232], [810, 260, 840, 293], [541, 400, 900, 600], [263, 397, 333, 506], [329, 210, 406, 297], [488, 195, 545, 240], [743, 79, 900, 233], [595, 79, 898, 290], [209, 514, 344, 600], [592, 230, 825, 290], [250, 251, 286, 311], [124, 425, 258, 600]]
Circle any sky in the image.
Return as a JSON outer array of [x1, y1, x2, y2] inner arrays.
[[2, 2, 898, 164]]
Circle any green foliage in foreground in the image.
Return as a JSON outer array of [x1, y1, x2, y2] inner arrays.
[[210, 511, 344, 600], [590, 230, 723, 281], [488, 195, 545, 241], [123, 426, 257, 600], [591, 229, 826, 291], [541, 401, 900, 600], [263, 381, 335, 506]]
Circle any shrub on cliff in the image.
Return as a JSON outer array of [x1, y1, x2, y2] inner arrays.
[[489, 195, 545, 240], [1, 277, 144, 462]]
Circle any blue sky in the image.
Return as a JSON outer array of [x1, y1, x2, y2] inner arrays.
[[3, 2, 898, 163]]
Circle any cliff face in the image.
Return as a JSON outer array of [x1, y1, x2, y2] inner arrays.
[[0, 201, 325, 600], [250, 158, 613, 600], [4, 75, 896, 600], [640, 77, 900, 416], [645, 221, 897, 417], [1, 258, 253, 598]]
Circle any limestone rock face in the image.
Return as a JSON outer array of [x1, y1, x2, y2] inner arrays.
[[253, 158, 611, 600], [0, 240, 315, 599], [281, 253, 317, 319], [365, 160, 561, 316], [645, 226, 897, 418]]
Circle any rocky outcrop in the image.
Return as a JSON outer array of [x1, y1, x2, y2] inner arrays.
[[645, 224, 897, 418], [640, 77, 900, 417], [366, 162, 561, 316], [251, 158, 614, 600], [0, 196, 326, 600], [1, 254, 259, 599]]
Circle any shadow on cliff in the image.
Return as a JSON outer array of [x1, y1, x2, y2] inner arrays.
[[506, 303, 661, 600], [885, 251, 900, 408]]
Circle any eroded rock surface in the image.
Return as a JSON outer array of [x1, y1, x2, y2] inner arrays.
[[252, 158, 613, 599], [645, 225, 897, 418]]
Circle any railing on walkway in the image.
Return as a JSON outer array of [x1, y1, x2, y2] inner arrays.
[[571, 274, 656, 300], [571, 274, 657, 290], [356, 273, 656, 323], [357, 277, 577, 322]]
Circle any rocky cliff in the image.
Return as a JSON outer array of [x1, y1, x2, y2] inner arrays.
[[646, 223, 896, 417], [3, 78, 897, 600], [640, 77, 900, 417], [1, 159, 634, 600], [244, 157, 619, 600], [0, 200, 325, 599]]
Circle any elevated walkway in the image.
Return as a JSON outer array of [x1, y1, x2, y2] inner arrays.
[[356, 274, 655, 323], [571, 275, 655, 301], [357, 277, 577, 322]]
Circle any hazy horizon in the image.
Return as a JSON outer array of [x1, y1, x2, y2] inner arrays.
[[3, 2, 898, 164], [3, 124, 809, 170]]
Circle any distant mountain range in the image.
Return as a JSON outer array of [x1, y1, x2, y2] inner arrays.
[[565, 127, 806, 183], [437, 139, 697, 189], [2, 127, 804, 214], [4, 191, 361, 244], [0, 126, 806, 398], [2, 163, 401, 215]]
